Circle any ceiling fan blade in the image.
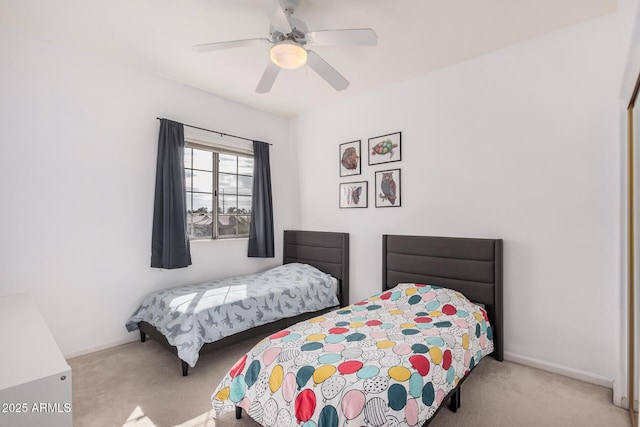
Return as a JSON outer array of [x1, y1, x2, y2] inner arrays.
[[306, 50, 349, 91], [306, 29, 378, 46], [256, 61, 281, 94], [193, 38, 270, 53], [271, 0, 292, 33]]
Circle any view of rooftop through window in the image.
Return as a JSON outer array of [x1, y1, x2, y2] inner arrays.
[[184, 146, 253, 239]]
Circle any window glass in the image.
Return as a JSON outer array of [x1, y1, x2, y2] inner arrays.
[[219, 154, 237, 174], [191, 170, 213, 193], [188, 193, 214, 239], [185, 169, 193, 190], [184, 146, 252, 239], [238, 156, 254, 175], [238, 216, 251, 235], [193, 149, 213, 171], [217, 215, 237, 236], [219, 173, 238, 196], [238, 195, 252, 213], [238, 175, 252, 195], [184, 148, 192, 169], [220, 194, 238, 213], [186, 192, 193, 213], [191, 193, 213, 213]]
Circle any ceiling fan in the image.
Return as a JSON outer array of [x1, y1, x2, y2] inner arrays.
[[193, 0, 378, 93]]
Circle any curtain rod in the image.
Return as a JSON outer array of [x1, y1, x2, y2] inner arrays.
[[156, 117, 272, 145]]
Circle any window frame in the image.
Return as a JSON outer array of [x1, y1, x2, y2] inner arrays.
[[184, 137, 253, 241]]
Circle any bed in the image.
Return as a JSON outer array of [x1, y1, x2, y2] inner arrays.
[[127, 230, 349, 376], [211, 234, 502, 426]]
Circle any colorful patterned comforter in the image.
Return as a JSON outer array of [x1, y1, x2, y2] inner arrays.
[[126, 263, 339, 367], [211, 283, 494, 427]]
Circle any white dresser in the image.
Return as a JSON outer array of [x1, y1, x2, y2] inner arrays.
[[0, 293, 72, 427]]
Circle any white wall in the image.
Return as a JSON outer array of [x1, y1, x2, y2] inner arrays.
[[0, 4, 628, 395], [292, 14, 621, 385], [0, 24, 293, 356]]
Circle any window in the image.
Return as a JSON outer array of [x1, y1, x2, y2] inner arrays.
[[184, 144, 253, 240]]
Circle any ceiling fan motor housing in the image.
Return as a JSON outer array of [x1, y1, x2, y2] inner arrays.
[[270, 16, 308, 44]]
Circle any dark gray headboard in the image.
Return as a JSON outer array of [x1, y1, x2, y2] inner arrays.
[[283, 230, 349, 307], [382, 235, 503, 361]]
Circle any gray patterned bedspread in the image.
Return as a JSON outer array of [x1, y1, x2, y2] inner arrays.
[[125, 263, 339, 367]]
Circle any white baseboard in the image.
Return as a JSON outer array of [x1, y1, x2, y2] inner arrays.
[[613, 392, 626, 409], [504, 351, 613, 389], [613, 379, 625, 409], [64, 336, 139, 359], [612, 394, 638, 411]]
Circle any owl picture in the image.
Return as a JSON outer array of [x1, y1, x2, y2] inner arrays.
[[379, 172, 397, 205], [375, 169, 401, 207]]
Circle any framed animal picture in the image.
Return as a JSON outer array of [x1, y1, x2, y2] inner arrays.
[[368, 132, 401, 165], [339, 181, 368, 208], [375, 169, 401, 207], [339, 140, 361, 176]]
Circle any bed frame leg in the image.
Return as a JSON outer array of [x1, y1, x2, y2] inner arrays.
[[449, 388, 461, 412], [181, 360, 189, 377], [235, 406, 242, 419], [139, 330, 146, 342]]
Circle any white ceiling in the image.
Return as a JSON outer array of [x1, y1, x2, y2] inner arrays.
[[0, 0, 616, 117]]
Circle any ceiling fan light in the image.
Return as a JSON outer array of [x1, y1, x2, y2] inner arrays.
[[270, 41, 307, 69]]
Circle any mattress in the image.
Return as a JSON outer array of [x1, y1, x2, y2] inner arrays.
[[211, 283, 493, 427], [126, 263, 339, 367]]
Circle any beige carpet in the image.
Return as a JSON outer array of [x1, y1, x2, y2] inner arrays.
[[68, 335, 630, 427]]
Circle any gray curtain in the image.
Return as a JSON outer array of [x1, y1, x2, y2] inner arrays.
[[151, 119, 192, 268], [248, 141, 274, 257]]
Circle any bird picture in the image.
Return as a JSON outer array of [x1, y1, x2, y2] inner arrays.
[[376, 169, 401, 207], [379, 172, 397, 204]]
